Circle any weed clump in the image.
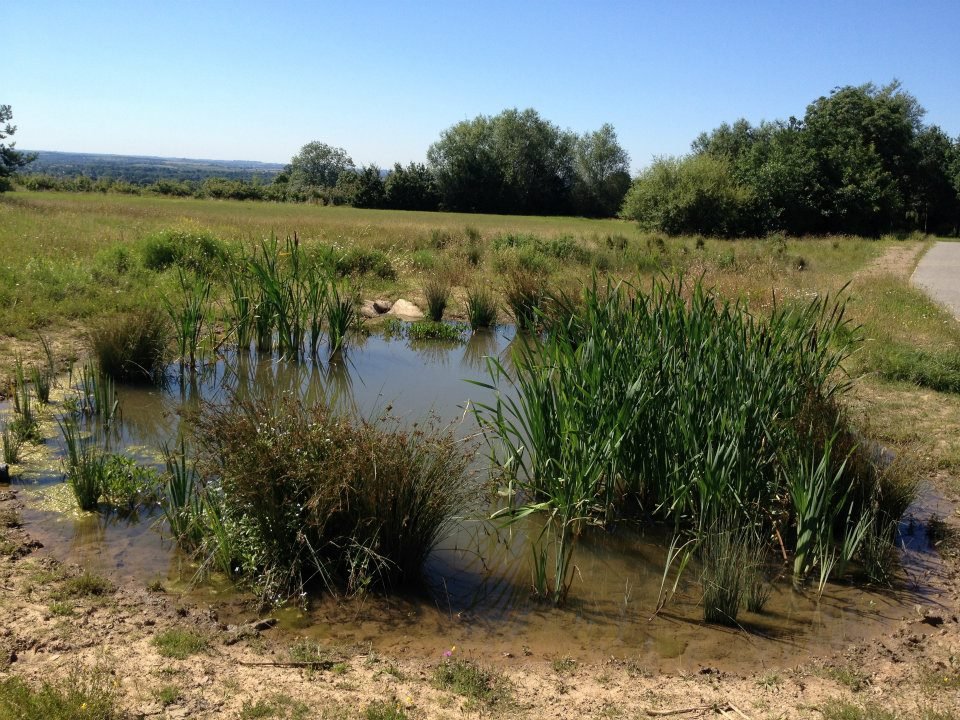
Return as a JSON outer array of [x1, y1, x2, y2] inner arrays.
[[466, 286, 497, 329], [90, 308, 170, 383], [478, 275, 901, 605], [181, 396, 472, 601], [152, 628, 209, 659], [423, 278, 450, 321]]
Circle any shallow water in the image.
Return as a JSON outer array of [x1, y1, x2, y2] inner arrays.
[[7, 327, 955, 671]]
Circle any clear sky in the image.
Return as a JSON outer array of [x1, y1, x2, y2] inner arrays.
[[6, 0, 960, 172]]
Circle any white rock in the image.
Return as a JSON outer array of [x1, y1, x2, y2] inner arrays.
[[388, 299, 424, 320]]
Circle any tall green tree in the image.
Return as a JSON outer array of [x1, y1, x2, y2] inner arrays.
[[428, 108, 601, 215], [383, 162, 440, 211], [0, 105, 36, 191], [287, 141, 354, 197], [572, 123, 631, 217]]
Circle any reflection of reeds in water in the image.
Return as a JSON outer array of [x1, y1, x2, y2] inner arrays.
[[461, 330, 500, 372], [322, 352, 357, 415]]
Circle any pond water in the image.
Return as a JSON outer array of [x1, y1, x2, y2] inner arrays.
[[7, 326, 956, 671]]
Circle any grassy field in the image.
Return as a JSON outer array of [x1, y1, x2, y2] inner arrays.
[[2, 190, 960, 486]]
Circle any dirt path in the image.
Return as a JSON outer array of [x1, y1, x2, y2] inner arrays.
[[912, 241, 960, 319]]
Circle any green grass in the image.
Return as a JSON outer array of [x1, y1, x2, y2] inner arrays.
[[239, 694, 311, 720], [365, 702, 409, 720], [51, 571, 114, 600], [154, 684, 182, 707], [0, 672, 119, 720], [152, 628, 209, 659], [432, 658, 510, 708]]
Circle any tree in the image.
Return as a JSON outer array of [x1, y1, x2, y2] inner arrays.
[[572, 123, 631, 217], [620, 154, 751, 236], [287, 141, 354, 196], [0, 105, 36, 191], [427, 108, 578, 215], [383, 162, 440, 211]]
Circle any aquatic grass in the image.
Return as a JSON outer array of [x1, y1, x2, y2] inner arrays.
[[28, 364, 51, 404], [423, 278, 451, 322], [466, 286, 498, 329], [1, 421, 24, 464], [58, 414, 106, 511], [89, 308, 170, 383], [407, 320, 468, 342], [226, 261, 256, 349], [162, 267, 212, 370], [10, 357, 40, 442], [476, 274, 881, 605], [699, 528, 749, 625], [161, 439, 204, 549], [325, 281, 357, 355], [73, 362, 120, 427]]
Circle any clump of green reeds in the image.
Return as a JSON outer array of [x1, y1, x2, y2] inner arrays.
[[466, 286, 497, 330], [59, 415, 106, 511], [179, 396, 472, 601], [700, 529, 749, 625], [504, 271, 545, 331], [10, 357, 41, 442], [1, 421, 24, 464], [476, 274, 891, 606], [90, 308, 171, 384], [408, 321, 468, 342], [423, 278, 451, 322], [325, 281, 357, 355], [72, 362, 121, 427], [162, 268, 211, 370]]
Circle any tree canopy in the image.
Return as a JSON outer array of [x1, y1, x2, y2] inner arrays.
[[623, 82, 960, 236], [286, 141, 355, 197], [427, 108, 630, 216]]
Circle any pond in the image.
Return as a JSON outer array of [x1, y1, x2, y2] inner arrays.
[[6, 326, 955, 672]]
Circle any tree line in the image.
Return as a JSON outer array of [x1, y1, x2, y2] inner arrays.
[[621, 82, 960, 236], [6, 83, 960, 233]]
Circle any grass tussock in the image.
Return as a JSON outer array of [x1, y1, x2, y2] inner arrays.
[[174, 396, 472, 601], [433, 658, 510, 708], [152, 628, 209, 659], [423, 277, 451, 322], [90, 308, 170, 383], [465, 286, 498, 329]]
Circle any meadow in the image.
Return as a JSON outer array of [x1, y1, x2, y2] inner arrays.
[[3, 190, 960, 717]]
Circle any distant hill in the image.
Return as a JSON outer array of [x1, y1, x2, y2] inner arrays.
[[22, 150, 285, 184]]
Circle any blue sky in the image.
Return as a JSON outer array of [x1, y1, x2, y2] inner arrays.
[[6, 0, 960, 172]]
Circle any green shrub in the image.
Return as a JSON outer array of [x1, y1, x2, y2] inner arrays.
[[141, 227, 229, 274], [90, 308, 170, 384], [186, 397, 472, 600], [408, 320, 468, 341], [335, 247, 396, 280]]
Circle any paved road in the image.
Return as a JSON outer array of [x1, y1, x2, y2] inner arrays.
[[912, 242, 960, 319]]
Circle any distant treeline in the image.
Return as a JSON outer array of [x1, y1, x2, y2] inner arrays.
[[621, 82, 960, 236], [14, 83, 960, 233], [16, 109, 632, 218], [23, 150, 284, 184]]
